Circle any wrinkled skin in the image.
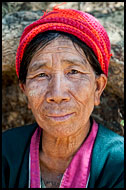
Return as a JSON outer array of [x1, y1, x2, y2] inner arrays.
[[20, 36, 107, 187]]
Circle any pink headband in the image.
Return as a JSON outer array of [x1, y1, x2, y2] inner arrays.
[[16, 7, 112, 77]]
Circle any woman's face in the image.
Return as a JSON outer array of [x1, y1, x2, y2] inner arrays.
[[22, 36, 106, 137]]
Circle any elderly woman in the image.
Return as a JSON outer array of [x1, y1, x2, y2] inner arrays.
[[2, 7, 124, 188]]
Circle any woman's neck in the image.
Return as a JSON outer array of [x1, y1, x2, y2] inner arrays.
[[39, 119, 90, 173]]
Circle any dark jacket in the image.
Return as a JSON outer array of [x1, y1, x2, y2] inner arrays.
[[2, 123, 124, 188]]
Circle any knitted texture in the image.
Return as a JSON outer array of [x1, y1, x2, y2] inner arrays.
[[16, 7, 112, 77]]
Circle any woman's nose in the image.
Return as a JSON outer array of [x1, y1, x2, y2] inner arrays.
[[46, 74, 70, 104]]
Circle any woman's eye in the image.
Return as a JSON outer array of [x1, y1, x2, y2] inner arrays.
[[38, 73, 48, 77], [68, 69, 79, 74]]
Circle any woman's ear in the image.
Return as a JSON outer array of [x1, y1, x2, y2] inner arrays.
[[94, 74, 107, 106], [19, 83, 26, 95], [19, 83, 31, 109]]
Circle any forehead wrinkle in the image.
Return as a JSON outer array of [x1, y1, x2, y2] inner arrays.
[[35, 37, 86, 57], [41, 46, 77, 54], [40, 45, 88, 66], [29, 51, 88, 71], [40, 36, 76, 52], [28, 37, 90, 72], [51, 36, 74, 45], [38, 47, 87, 61]]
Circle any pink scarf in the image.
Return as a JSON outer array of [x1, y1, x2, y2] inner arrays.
[[30, 120, 98, 188]]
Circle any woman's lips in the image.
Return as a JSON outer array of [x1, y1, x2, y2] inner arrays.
[[46, 112, 75, 121]]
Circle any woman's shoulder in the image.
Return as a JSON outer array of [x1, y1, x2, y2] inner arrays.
[[2, 123, 38, 188], [88, 123, 124, 188], [93, 123, 124, 159], [2, 123, 38, 154], [2, 123, 37, 137], [92, 123, 124, 169], [97, 124, 124, 146]]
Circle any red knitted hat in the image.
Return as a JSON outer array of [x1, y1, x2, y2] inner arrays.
[[16, 7, 112, 77]]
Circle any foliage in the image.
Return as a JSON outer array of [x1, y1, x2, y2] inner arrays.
[[120, 120, 124, 127]]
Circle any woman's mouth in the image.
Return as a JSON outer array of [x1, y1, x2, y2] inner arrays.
[[46, 112, 75, 122]]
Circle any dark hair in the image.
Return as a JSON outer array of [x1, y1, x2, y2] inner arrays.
[[19, 31, 104, 84]]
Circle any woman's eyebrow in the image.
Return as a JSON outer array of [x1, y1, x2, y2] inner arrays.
[[28, 61, 47, 72], [62, 59, 87, 67]]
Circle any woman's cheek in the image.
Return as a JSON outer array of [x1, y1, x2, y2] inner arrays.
[[26, 81, 47, 108], [70, 79, 93, 103]]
